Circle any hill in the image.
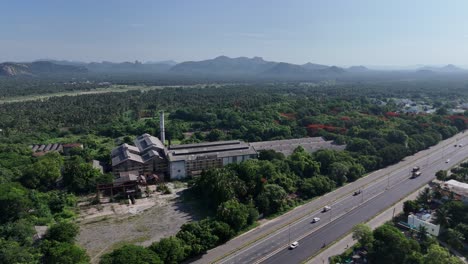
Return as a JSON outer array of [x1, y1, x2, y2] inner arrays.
[[0, 61, 87, 77]]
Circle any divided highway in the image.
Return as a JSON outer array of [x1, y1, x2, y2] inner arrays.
[[210, 133, 468, 264]]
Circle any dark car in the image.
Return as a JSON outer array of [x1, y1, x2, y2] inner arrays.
[[353, 190, 362, 196]]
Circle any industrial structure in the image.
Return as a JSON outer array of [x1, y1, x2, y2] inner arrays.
[[111, 112, 344, 180]]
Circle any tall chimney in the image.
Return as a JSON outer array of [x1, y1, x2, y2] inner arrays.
[[160, 111, 165, 145]]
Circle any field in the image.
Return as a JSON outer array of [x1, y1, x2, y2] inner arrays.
[[76, 182, 200, 263]]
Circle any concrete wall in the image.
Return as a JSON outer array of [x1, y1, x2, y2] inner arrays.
[[169, 160, 186, 180], [408, 214, 440, 236]]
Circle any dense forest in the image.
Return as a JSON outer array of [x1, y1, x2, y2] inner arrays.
[[1, 81, 467, 263]]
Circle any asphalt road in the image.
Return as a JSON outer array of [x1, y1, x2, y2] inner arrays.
[[215, 133, 468, 264]]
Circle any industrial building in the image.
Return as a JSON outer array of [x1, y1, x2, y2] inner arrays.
[[111, 134, 167, 177], [167, 140, 258, 179], [111, 111, 344, 180]]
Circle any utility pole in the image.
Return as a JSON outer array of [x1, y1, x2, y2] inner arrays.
[[288, 223, 291, 244]]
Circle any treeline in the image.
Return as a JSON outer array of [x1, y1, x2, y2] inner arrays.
[[331, 223, 464, 264], [0, 145, 112, 263]]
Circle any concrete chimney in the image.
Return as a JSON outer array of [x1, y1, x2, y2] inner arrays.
[[160, 111, 165, 145]]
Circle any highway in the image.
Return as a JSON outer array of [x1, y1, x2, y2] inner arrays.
[[213, 133, 468, 264]]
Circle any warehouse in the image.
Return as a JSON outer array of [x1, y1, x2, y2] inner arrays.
[[167, 140, 257, 179]]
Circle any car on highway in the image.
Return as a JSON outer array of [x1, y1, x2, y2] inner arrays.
[[322, 205, 331, 212], [353, 190, 362, 196], [311, 217, 320, 223], [459, 144, 463, 147], [446, 159, 450, 163], [289, 241, 299, 249]]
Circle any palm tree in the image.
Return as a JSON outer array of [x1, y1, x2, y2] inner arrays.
[[417, 187, 432, 204], [434, 207, 452, 228], [418, 225, 428, 240]]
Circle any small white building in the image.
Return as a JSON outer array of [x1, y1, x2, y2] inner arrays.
[[408, 213, 441, 236]]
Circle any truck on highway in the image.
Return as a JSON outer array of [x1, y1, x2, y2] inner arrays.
[[411, 171, 422, 178]]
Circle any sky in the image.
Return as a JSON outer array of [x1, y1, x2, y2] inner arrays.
[[1, 0, 468, 66]]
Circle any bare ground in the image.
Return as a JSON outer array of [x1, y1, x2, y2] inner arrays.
[[76, 183, 198, 263]]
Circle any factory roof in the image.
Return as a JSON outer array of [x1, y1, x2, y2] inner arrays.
[[111, 143, 139, 157], [168, 141, 257, 162], [111, 146, 144, 166], [134, 133, 165, 152], [250, 137, 345, 156], [169, 140, 242, 150]]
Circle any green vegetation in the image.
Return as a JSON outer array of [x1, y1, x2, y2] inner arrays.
[[0, 81, 467, 263]]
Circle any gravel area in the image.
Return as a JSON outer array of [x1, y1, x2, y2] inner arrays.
[[76, 183, 197, 263]]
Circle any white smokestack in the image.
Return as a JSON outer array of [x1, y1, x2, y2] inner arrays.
[[160, 111, 165, 145]]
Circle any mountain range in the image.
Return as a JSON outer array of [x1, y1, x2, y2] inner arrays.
[[1, 56, 466, 80]]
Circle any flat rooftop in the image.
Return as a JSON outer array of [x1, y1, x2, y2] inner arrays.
[[168, 141, 257, 162]]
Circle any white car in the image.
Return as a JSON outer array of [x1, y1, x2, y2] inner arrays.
[[446, 159, 450, 163], [312, 217, 321, 223], [322, 205, 331, 212], [459, 144, 463, 147], [290, 241, 299, 249]]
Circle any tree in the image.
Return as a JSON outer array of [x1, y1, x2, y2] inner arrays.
[[0, 238, 39, 264], [423, 244, 464, 264], [369, 224, 417, 264], [352, 224, 374, 247], [416, 187, 432, 205], [417, 225, 428, 241], [328, 162, 349, 185], [206, 129, 225, 142], [45, 221, 79, 243], [435, 170, 448, 181], [100, 244, 162, 264], [62, 156, 106, 194], [0, 182, 31, 224], [149, 237, 186, 264], [216, 199, 249, 231], [194, 168, 246, 210], [299, 176, 335, 199], [403, 200, 419, 215], [386, 130, 409, 146], [20, 152, 63, 191], [445, 228, 464, 250], [256, 184, 287, 216], [258, 149, 285, 161], [434, 207, 452, 228], [41, 240, 89, 264]]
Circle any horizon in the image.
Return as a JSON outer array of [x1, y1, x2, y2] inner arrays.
[[1, 1, 468, 66]]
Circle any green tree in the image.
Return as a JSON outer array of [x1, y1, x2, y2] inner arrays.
[[256, 184, 287, 216], [369, 224, 417, 264], [435, 170, 448, 181], [45, 221, 79, 243], [41, 240, 89, 264], [423, 244, 464, 264], [62, 156, 104, 194], [434, 207, 452, 228], [20, 152, 63, 191], [0, 182, 31, 224], [445, 228, 465, 250], [0, 238, 39, 264], [329, 162, 349, 185], [403, 200, 419, 215], [100, 244, 162, 264], [216, 199, 249, 231], [149, 237, 186, 264], [352, 223, 374, 247]]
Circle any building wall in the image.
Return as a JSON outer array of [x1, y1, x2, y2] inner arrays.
[[170, 160, 186, 180], [113, 160, 143, 177], [408, 214, 440, 236]]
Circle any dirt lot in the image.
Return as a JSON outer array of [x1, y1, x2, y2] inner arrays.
[[76, 183, 198, 263]]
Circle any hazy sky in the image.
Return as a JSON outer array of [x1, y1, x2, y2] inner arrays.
[[1, 0, 468, 66]]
